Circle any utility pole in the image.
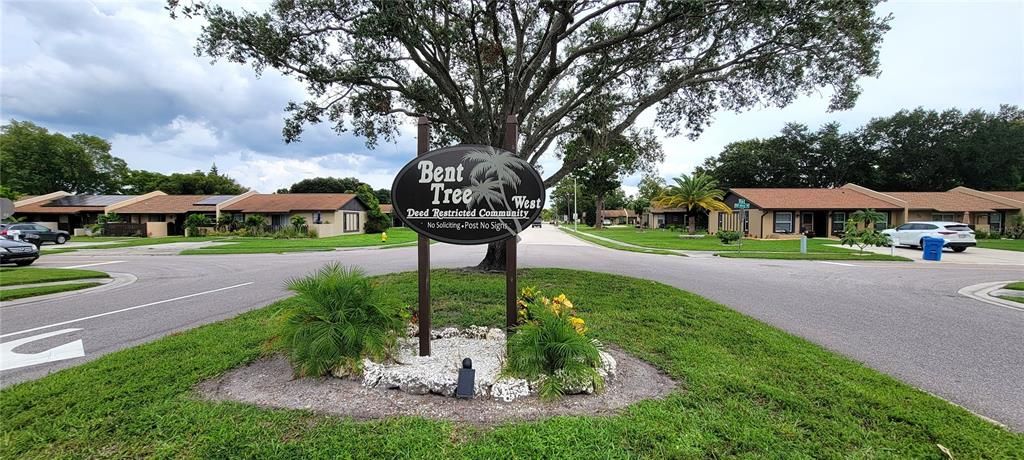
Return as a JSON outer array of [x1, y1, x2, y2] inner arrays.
[[573, 175, 578, 231]]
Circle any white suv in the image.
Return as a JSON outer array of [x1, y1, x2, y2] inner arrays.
[[881, 221, 977, 252]]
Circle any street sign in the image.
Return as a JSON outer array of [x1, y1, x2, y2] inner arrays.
[[391, 144, 545, 245], [0, 198, 14, 220], [734, 198, 750, 210]]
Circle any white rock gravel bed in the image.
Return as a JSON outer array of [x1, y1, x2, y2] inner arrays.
[[330, 326, 616, 402]]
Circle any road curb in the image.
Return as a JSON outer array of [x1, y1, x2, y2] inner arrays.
[[0, 272, 137, 308], [957, 281, 1024, 312]]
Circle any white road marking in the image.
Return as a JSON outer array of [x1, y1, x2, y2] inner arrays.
[[0, 328, 85, 371], [0, 282, 254, 339], [60, 261, 125, 269], [819, 261, 857, 267]]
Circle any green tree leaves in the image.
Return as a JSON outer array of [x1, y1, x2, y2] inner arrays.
[[183, 0, 890, 187], [698, 106, 1024, 191], [0, 120, 129, 195]]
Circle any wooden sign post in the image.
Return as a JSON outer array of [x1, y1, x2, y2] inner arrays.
[[503, 115, 518, 335], [397, 115, 541, 357], [417, 117, 432, 356]]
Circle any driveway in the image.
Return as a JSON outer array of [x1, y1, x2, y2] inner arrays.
[[3, 227, 1023, 430], [836, 244, 1024, 265]]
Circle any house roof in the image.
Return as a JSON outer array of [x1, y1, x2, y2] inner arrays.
[[15, 195, 139, 214], [987, 191, 1024, 204], [379, 204, 393, 214], [600, 209, 635, 218], [728, 188, 901, 210], [114, 195, 216, 214], [220, 193, 360, 213], [882, 191, 1012, 212]]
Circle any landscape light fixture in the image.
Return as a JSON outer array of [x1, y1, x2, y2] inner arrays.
[[455, 358, 475, 399]]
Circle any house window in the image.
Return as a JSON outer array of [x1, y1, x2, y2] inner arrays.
[[873, 212, 889, 231], [831, 212, 846, 234], [343, 212, 360, 232], [932, 213, 955, 222], [774, 212, 793, 234], [313, 211, 323, 224], [989, 213, 1002, 233]]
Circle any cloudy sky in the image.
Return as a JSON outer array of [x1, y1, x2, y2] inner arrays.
[[2, 1, 1021, 195]]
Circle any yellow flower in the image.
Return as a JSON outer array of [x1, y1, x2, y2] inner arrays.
[[569, 316, 586, 334], [552, 294, 573, 310]]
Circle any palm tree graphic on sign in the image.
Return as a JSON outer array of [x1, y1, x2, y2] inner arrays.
[[463, 146, 527, 234]]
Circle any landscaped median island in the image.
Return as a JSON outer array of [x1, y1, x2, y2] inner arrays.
[[179, 228, 418, 255], [0, 267, 110, 301], [998, 281, 1024, 304], [558, 227, 683, 256], [567, 226, 912, 261], [0, 282, 104, 301], [3, 268, 1020, 458]]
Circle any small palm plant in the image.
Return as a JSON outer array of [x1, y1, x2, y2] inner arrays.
[[279, 264, 405, 377], [506, 289, 603, 400], [653, 173, 732, 233]]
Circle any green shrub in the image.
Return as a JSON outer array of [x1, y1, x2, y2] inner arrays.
[[717, 230, 741, 244], [279, 264, 405, 377], [184, 214, 211, 237], [974, 229, 989, 240], [666, 224, 679, 232], [506, 288, 603, 400]]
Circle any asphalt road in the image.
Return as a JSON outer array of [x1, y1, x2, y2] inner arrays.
[[2, 227, 1023, 430]]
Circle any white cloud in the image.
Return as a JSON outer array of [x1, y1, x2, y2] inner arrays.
[[2, 0, 1021, 195]]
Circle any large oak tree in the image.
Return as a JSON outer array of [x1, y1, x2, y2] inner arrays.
[[174, 0, 890, 269]]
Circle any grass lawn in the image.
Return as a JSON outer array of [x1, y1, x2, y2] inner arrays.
[[68, 236, 222, 250], [718, 252, 911, 262], [180, 228, 418, 255], [977, 239, 1024, 252], [559, 227, 683, 256], [578, 227, 853, 253], [2, 269, 1020, 458], [0, 282, 103, 301], [65, 236, 132, 242], [0, 267, 109, 286], [1004, 281, 1024, 291], [999, 295, 1024, 304]]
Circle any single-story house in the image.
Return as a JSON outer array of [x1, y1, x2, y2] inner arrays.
[[379, 203, 403, 227], [14, 191, 149, 234], [883, 188, 1022, 235], [707, 184, 1024, 238], [599, 209, 638, 225], [643, 205, 709, 230], [219, 193, 369, 237], [109, 194, 245, 236]]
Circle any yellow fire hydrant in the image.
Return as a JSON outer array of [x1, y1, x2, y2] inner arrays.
[[381, 231, 388, 243]]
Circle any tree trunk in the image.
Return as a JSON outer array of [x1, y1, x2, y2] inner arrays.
[[476, 239, 508, 271], [594, 193, 605, 229], [688, 214, 696, 234]]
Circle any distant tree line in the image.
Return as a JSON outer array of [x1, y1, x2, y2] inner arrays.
[[276, 177, 390, 204], [695, 106, 1024, 191], [0, 120, 247, 197]]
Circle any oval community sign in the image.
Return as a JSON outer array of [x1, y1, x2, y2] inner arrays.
[[391, 144, 545, 245]]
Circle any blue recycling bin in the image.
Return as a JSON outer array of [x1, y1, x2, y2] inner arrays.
[[922, 236, 944, 262]]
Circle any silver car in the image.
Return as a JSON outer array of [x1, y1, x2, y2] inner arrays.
[[881, 221, 977, 252]]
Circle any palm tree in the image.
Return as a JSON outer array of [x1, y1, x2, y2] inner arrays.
[[653, 173, 732, 233], [463, 147, 528, 233]]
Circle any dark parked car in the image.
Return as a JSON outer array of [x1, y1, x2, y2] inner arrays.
[[0, 223, 71, 244], [0, 237, 40, 266]]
